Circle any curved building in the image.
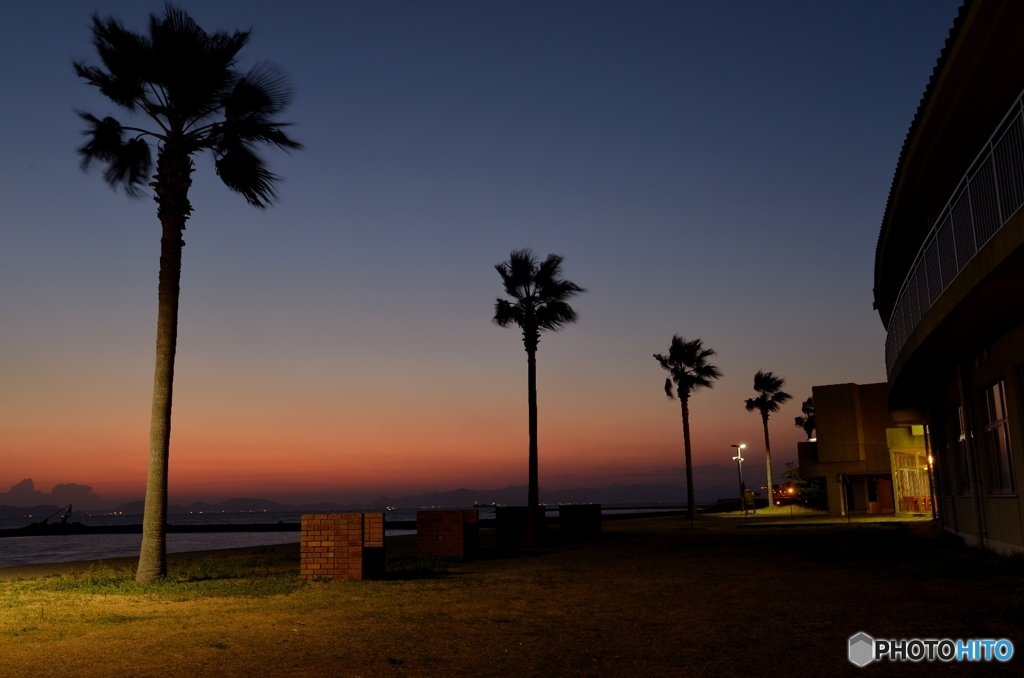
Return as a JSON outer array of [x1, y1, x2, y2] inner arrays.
[[875, 0, 1024, 552]]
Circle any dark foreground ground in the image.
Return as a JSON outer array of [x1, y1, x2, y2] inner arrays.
[[0, 515, 1021, 677]]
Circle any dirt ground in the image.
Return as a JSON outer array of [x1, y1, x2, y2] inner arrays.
[[0, 515, 1021, 677]]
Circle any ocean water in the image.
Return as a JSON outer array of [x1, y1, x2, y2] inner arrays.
[[0, 508, 497, 531]]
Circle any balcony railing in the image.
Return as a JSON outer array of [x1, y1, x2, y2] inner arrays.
[[885, 88, 1024, 377]]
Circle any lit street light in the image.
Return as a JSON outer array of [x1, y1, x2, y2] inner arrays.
[[731, 444, 747, 517]]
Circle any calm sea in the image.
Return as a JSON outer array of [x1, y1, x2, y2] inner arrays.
[[0, 506, 681, 569]]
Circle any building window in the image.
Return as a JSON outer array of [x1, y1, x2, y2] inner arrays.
[[952, 404, 971, 495], [982, 380, 1015, 495]]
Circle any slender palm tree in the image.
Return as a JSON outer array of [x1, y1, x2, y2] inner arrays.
[[654, 336, 722, 524], [794, 396, 815, 440], [494, 249, 584, 508], [745, 371, 792, 509], [75, 6, 300, 583]]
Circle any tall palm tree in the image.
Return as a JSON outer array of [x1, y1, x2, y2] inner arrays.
[[794, 396, 815, 440], [75, 6, 300, 583], [745, 371, 792, 509], [654, 336, 722, 524], [494, 249, 584, 508]]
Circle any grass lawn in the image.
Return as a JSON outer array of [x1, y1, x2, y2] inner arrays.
[[1, 515, 1022, 677]]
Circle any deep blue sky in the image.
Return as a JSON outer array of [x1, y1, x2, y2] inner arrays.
[[0, 1, 962, 504]]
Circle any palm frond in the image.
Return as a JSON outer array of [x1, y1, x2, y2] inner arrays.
[[746, 371, 792, 415], [214, 144, 277, 207], [534, 253, 564, 287], [77, 113, 152, 195], [655, 335, 722, 398], [225, 63, 294, 119], [148, 7, 246, 122], [76, 4, 299, 208], [210, 119, 300, 151], [496, 249, 537, 299], [493, 249, 583, 347], [664, 377, 675, 400], [535, 300, 578, 331], [493, 298, 521, 328], [79, 15, 151, 110]]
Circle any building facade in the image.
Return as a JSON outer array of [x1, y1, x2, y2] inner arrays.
[[798, 383, 929, 517], [874, 0, 1024, 552]]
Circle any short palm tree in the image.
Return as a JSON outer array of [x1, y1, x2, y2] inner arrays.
[[794, 396, 815, 440], [494, 249, 584, 508], [75, 6, 300, 583], [745, 371, 792, 508], [654, 336, 722, 524]]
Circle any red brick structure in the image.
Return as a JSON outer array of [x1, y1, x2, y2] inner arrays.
[[300, 513, 385, 580], [416, 509, 479, 558]]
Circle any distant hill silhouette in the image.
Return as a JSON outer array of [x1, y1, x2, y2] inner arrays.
[[110, 498, 353, 516], [0, 504, 66, 519], [99, 483, 739, 516], [368, 483, 737, 508], [0, 479, 103, 510]]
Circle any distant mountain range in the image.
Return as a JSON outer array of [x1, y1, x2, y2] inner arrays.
[[0, 483, 744, 519], [366, 483, 738, 508], [0, 504, 73, 520]]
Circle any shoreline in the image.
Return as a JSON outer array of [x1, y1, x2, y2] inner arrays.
[[0, 544, 267, 582], [0, 534, 428, 582]]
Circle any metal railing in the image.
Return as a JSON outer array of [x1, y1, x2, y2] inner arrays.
[[885, 88, 1024, 377]]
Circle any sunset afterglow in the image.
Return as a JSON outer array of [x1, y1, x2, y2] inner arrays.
[[0, 1, 959, 508]]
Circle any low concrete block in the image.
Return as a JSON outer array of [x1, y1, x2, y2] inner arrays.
[[558, 504, 602, 543], [496, 506, 547, 552]]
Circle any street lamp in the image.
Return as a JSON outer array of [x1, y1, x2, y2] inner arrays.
[[731, 444, 747, 516]]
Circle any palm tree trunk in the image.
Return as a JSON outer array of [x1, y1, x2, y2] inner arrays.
[[680, 394, 695, 525], [136, 221, 183, 583], [136, 144, 192, 584], [762, 412, 774, 511], [527, 347, 539, 509]]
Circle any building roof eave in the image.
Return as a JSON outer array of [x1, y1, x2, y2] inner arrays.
[[873, 1, 974, 327]]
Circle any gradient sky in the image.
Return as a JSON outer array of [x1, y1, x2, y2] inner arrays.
[[0, 1, 961, 505]]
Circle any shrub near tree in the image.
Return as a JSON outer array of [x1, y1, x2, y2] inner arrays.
[[75, 6, 301, 583], [783, 464, 827, 510], [654, 336, 722, 524]]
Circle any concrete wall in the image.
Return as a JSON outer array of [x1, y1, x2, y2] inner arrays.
[[799, 383, 916, 516], [814, 383, 897, 466]]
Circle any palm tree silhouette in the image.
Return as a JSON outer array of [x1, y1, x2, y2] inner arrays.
[[75, 6, 300, 583], [745, 371, 792, 509], [794, 396, 815, 440], [494, 249, 584, 509], [654, 336, 722, 524]]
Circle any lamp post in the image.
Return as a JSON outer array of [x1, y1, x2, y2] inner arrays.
[[731, 444, 747, 517]]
